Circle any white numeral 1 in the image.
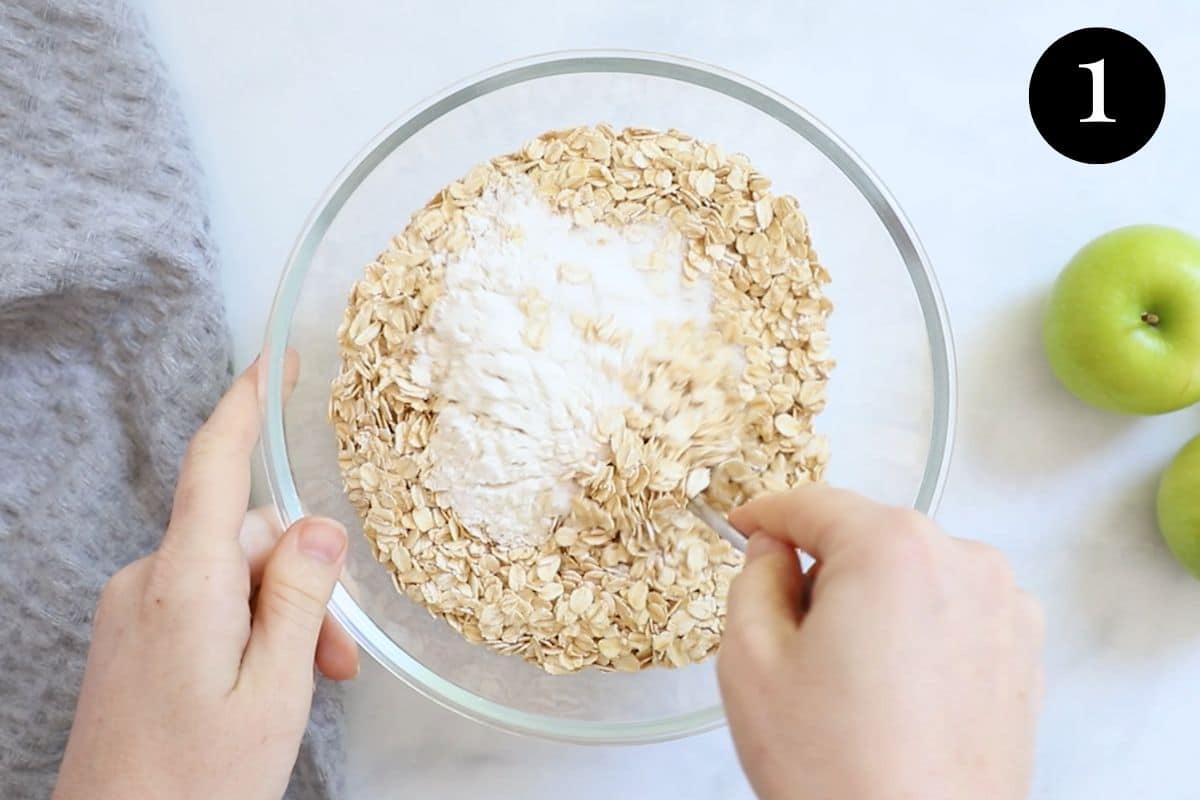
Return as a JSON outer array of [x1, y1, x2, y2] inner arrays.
[[1079, 59, 1116, 123]]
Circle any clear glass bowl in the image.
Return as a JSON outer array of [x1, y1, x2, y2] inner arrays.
[[260, 51, 956, 744]]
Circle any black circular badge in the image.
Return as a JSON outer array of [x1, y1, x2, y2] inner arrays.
[[1029, 27, 1165, 164]]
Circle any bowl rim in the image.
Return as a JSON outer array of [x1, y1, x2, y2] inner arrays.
[[260, 48, 958, 745]]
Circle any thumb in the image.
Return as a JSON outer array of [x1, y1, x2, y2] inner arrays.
[[725, 533, 806, 652], [240, 517, 347, 695]]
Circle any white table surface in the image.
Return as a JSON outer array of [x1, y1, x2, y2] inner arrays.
[[137, 1, 1200, 797]]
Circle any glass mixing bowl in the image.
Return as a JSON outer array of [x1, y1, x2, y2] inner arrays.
[[260, 50, 956, 744]]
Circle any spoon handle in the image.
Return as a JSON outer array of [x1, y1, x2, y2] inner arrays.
[[687, 496, 747, 553]]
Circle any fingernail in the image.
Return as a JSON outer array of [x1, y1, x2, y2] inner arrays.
[[298, 520, 347, 564]]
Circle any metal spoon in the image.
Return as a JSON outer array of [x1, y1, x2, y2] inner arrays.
[[686, 495, 747, 552]]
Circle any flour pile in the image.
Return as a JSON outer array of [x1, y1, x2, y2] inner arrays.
[[408, 176, 712, 548]]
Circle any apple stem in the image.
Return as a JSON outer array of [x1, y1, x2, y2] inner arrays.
[[1141, 311, 1160, 326]]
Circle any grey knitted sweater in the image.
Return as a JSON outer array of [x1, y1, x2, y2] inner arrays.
[[0, 2, 343, 797]]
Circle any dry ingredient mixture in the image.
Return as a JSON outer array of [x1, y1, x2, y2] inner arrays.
[[408, 179, 711, 550], [331, 124, 833, 674]]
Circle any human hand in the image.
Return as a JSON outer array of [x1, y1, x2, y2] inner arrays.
[[718, 487, 1044, 800], [54, 354, 359, 800]]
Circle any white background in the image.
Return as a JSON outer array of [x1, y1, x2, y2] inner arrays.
[[138, 1, 1200, 797]]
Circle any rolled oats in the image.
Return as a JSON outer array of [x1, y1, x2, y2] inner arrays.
[[330, 124, 834, 673]]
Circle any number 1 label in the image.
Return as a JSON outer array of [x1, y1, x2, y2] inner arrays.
[[1079, 59, 1116, 123]]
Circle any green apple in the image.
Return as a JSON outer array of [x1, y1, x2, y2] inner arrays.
[[1043, 224, 1200, 414], [1158, 434, 1200, 578]]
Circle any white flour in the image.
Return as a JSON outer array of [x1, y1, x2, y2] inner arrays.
[[409, 176, 712, 548]]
